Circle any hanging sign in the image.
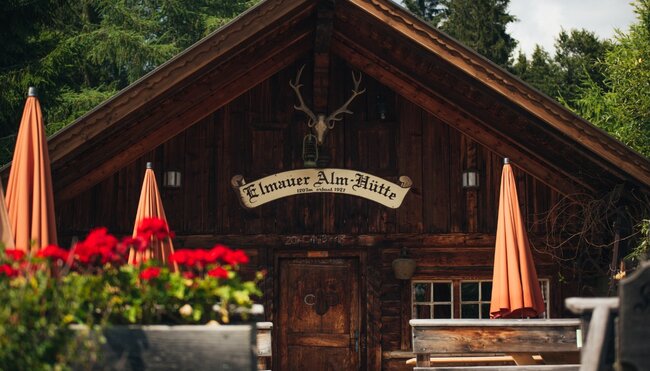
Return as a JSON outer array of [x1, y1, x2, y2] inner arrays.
[[231, 169, 412, 209]]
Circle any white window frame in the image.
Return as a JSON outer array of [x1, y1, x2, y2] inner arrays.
[[459, 280, 493, 319], [411, 280, 454, 319], [411, 278, 552, 319]]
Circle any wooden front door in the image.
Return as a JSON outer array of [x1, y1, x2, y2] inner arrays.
[[278, 258, 361, 371]]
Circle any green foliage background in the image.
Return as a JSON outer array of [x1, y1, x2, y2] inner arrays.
[[0, 0, 258, 164]]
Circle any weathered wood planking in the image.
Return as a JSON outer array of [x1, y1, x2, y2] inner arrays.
[[57, 59, 561, 240], [414, 366, 579, 371], [410, 319, 580, 354]]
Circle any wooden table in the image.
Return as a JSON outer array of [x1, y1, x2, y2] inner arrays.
[[410, 319, 581, 370]]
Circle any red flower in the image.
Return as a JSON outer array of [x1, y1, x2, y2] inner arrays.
[[182, 271, 196, 279], [37, 245, 70, 262], [137, 218, 173, 241], [73, 228, 124, 266], [121, 236, 148, 252], [170, 250, 191, 265], [207, 266, 229, 279], [170, 249, 211, 268], [0, 264, 18, 277], [223, 249, 249, 266], [208, 245, 232, 263], [139, 267, 161, 280], [4, 249, 26, 261]]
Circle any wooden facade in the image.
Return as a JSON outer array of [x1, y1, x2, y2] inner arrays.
[[8, 0, 650, 370]]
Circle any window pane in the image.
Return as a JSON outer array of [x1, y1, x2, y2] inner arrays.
[[433, 304, 452, 318], [481, 282, 493, 300], [433, 282, 452, 302], [414, 305, 431, 319], [481, 304, 491, 319], [461, 304, 479, 318], [461, 282, 479, 301], [413, 283, 431, 302]]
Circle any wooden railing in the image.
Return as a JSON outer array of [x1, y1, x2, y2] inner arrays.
[[410, 318, 581, 370]]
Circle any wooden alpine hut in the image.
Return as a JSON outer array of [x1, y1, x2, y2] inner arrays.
[[10, 0, 650, 369]]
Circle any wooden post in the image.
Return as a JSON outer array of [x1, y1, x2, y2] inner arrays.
[[416, 353, 431, 367]]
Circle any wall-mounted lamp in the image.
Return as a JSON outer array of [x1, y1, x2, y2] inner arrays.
[[392, 247, 416, 280], [462, 169, 479, 189], [163, 170, 182, 188], [302, 133, 318, 168]]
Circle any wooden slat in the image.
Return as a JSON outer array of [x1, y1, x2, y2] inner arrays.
[[397, 95, 423, 233], [414, 366, 579, 371], [287, 333, 349, 347], [411, 319, 580, 354]]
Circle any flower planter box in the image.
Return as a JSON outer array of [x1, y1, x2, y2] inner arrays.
[[72, 324, 260, 371]]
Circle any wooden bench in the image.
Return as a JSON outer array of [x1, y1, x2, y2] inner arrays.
[[410, 318, 581, 371]]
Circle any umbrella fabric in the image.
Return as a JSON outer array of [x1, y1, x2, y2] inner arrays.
[[0, 181, 15, 249], [490, 160, 545, 318], [5, 91, 57, 251], [129, 165, 176, 271]]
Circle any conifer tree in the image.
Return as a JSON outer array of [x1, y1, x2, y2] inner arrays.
[[439, 0, 517, 67], [0, 0, 257, 163]]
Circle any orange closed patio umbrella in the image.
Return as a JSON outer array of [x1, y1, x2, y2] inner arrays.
[[490, 158, 545, 319], [0, 181, 15, 249], [5, 87, 57, 251], [129, 162, 176, 271]]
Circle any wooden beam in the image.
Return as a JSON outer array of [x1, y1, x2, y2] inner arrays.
[[312, 0, 334, 111], [166, 232, 559, 254], [330, 35, 585, 196], [55, 30, 313, 200], [348, 0, 650, 189]]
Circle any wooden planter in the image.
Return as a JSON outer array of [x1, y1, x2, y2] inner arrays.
[[72, 323, 269, 371]]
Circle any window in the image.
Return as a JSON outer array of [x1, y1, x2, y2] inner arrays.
[[460, 281, 492, 319], [411, 279, 550, 319], [412, 281, 453, 319]]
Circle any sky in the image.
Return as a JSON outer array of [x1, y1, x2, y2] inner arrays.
[[507, 0, 637, 56]]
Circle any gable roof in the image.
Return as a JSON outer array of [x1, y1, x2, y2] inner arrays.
[[7, 0, 650, 200]]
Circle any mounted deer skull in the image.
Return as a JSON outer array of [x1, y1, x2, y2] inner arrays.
[[290, 65, 365, 145]]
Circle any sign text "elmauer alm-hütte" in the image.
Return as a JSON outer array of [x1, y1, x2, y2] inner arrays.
[[231, 169, 412, 209]]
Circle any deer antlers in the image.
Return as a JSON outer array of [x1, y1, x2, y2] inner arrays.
[[289, 65, 318, 128], [325, 71, 365, 128], [289, 65, 365, 129]]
